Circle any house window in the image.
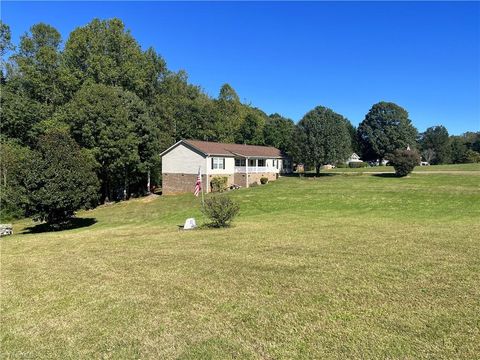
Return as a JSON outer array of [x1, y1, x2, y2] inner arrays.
[[258, 159, 265, 167], [272, 159, 276, 167], [212, 157, 225, 170], [235, 158, 246, 167], [248, 159, 256, 167]]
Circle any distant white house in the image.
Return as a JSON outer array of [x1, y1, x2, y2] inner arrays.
[[346, 152, 362, 164], [160, 139, 290, 194]]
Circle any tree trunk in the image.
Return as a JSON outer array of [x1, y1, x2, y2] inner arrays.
[[147, 169, 151, 194], [102, 173, 109, 203], [124, 169, 128, 201], [316, 164, 321, 176]]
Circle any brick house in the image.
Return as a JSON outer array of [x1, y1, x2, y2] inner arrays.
[[160, 139, 290, 194]]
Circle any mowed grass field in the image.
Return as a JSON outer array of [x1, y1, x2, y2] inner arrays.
[[2, 167, 480, 359], [324, 163, 480, 173]]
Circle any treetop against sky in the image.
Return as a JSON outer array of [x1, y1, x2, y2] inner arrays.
[[2, 1, 479, 134]]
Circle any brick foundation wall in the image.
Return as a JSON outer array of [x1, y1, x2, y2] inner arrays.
[[162, 173, 207, 195], [163, 172, 280, 195], [234, 172, 279, 187], [234, 173, 248, 187], [163, 173, 236, 194], [247, 172, 278, 185]]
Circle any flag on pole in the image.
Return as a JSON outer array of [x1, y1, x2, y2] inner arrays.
[[194, 169, 202, 196]]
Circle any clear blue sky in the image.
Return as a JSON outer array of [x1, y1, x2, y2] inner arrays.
[[2, 1, 479, 134]]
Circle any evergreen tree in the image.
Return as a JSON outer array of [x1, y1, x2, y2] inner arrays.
[[23, 129, 99, 225]]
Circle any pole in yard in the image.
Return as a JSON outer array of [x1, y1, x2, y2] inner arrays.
[[200, 166, 205, 208]]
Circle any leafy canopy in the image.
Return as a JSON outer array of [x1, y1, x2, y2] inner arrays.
[[297, 106, 352, 174], [420, 125, 451, 164], [23, 129, 99, 225], [357, 102, 418, 161]]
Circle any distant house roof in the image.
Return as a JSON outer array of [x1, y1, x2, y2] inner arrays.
[[160, 139, 284, 158]]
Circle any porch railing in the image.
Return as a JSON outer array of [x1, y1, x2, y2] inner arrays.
[[234, 166, 277, 173]]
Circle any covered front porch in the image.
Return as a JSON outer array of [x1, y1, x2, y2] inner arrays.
[[234, 158, 280, 174]]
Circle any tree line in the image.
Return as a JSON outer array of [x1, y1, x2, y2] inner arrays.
[[1, 19, 479, 223]]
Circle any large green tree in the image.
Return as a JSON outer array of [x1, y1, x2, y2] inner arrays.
[[264, 113, 296, 156], [23, 129, 99, 225], [357, 102, 418, 162], [449, 134, 480, 164], [63, 18, 165, 100], [1, 23, 70, 145], [12, 23, 70, 106], [0, 141, 31, 220], [58, 83, 156, 201], [450, 137, 468, 163], [236, 111, 265, 145], [0, 20, 14, 79], [0, 88, 50, 145], [152, 71, 216, 146], [297, 106, 352, 175], [420, 125, 451, 164], [462, 132, 480, 153], [344, 121, 361, 155], [214, 83, 245, 142]]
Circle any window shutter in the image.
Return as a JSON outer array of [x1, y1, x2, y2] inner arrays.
[[222, 158, 225, 169], [211, 158, 214, 169]]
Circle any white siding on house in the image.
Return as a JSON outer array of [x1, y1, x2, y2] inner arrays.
[[162, 143, 206, 174], [266, 158, 282, 173], [207, 156, 235, 175]]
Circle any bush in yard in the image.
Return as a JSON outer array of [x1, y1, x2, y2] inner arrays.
[[23, 129, 100, 226], [464, 149, 480, 163], [335, 163, 347, 168], [202, 195, 240, 228], [210, 176, 228, 192], [388, 149, 421, 177], [260, 177, 268, 184], [348, 161, 368, 168]]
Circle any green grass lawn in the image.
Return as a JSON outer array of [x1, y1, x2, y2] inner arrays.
[[324, 163, 480, 173], [2, 173, 480, 359]]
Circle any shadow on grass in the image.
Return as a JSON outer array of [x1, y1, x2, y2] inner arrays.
[[372, 173, 399, 178], [22, 217, 97, 234]]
